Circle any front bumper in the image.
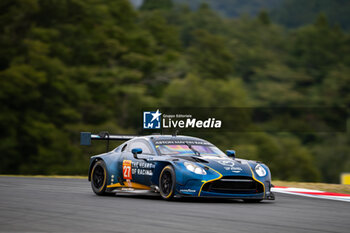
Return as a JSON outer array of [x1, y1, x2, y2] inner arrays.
[[176, 176, 274, 199]]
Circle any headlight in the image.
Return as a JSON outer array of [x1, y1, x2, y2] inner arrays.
[[255, 164, 267, 177], [184, 162, 207, 175]]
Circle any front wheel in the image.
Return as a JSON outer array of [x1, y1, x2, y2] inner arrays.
[[159, 165, 176, 200], [91, 160, 108, 195]]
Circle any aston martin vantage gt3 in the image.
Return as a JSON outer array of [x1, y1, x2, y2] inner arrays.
[[80, 132, 275, 202]]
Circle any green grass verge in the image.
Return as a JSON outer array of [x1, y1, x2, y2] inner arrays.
[[0, 174, 87, 179], [273, 180, 350, 194]]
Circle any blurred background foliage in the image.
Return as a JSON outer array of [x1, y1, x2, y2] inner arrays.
[[0, 0, 349, 183]]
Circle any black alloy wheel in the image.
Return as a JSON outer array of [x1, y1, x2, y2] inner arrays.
[[159, 165, 175, 200], [91, 160, 108, 195]]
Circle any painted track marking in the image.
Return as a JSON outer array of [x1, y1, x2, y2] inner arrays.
[[272, 186, 350, 202]]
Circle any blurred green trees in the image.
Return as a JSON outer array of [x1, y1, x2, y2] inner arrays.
[[271, 0, 350, 31], [0, 0, 349, 183], [174, 0, 350, 31]]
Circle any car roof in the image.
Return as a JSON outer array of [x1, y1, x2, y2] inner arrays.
[[135, 135, 213, 146]]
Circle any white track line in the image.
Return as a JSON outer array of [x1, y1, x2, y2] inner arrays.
[[272, 187, 350, 202]]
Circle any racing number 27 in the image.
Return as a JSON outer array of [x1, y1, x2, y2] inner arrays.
[[123, 160, 132, 179]]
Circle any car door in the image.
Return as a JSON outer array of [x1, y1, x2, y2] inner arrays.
[[121, 139, 156, 188]]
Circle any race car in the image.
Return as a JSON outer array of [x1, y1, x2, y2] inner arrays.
[[80, 132, 275, 202]]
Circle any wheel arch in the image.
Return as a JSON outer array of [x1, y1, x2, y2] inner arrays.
[[152, 161, 179, 186], [88, 157, 104, 181]]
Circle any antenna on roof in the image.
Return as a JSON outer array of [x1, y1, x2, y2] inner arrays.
[[172, 130, 178, 137]]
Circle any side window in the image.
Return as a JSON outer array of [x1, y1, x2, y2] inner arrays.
[[128, 140, 154, 155]]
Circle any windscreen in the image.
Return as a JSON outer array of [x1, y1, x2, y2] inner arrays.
[[157, 144, 227, 158]]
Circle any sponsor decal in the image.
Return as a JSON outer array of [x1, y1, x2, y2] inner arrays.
[[131, 161, 155, 176], [154, 140, 212, 145], [136, 169, 153, 176], [217, 160, 243, 173], [224, 167, 243, 173], [217, 160, 235, 167], [123, 160, 132, 179], [180, 189, 196, 193], [126, 179, 132, 187]]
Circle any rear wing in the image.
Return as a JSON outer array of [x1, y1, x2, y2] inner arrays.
[[80, 132, 136, 145], [80, 131, 137, 151]]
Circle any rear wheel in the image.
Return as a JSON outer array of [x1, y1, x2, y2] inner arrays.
[[91, 160, 108, 195], [159, 165, 176, 200]]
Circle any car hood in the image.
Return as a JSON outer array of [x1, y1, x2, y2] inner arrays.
[[173, 155, 253, 177]]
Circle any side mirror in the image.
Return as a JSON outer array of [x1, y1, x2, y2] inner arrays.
[[226, 150, 236, 159], [132, 148, 142, 159]]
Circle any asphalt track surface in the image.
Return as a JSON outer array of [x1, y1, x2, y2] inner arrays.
[[0, 177, 349, 233]]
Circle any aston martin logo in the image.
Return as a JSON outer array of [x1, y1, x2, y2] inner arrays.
[[217, 160, 235, 167]]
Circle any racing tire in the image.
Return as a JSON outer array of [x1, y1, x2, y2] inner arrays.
[[159, 165, 176, 200], [243, 199, 263, 203], [91, 160, 108, 195]]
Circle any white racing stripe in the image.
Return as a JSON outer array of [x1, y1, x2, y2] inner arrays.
[[272, 187, 350, 202]]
